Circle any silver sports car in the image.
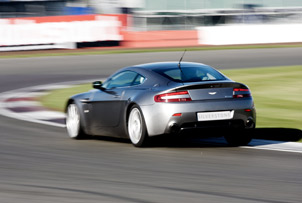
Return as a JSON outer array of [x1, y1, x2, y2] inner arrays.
[[66, 62, 256, 147]]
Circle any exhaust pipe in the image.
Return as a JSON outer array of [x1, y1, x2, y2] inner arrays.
[[169, 123, 180, 134], [246, 118, 255, 129]]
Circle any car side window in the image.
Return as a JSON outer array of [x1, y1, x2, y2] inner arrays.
[[103, 71, 139, 89]]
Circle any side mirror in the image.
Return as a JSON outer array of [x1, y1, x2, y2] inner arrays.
[[92, 81, 105, 90]]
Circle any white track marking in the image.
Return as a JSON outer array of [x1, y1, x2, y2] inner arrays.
[[0, 107, 65, 127], [242, 140, 302, 154], [200, 137, 302, 154], [4, 101, 42, 108], [0, 79, 102, 128], [15, 111, 66, 120]]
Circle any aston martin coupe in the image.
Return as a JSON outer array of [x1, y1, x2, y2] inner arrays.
[[66, 62, 256, 147]]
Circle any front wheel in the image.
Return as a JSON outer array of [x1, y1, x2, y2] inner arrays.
[[127, 105, 148, 147], [66, 103, 88, 139]]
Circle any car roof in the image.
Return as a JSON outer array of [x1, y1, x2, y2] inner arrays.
[[132, 62, 209, 71]]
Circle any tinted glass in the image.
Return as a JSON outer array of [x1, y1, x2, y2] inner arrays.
[[153, 66, 226, 83], [103, 71, 145, 89], [103, 71, 138, 89]]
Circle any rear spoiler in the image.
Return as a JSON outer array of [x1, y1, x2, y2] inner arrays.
[[175, 82, 248, 91]]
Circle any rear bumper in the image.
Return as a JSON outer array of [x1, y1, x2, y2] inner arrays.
[[140, 98, 256, 136], [164, 109, 255, 135]]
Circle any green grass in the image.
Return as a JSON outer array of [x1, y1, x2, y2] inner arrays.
[[40, 65, 302, 130], [1, 44, 302, 58], [221, 66, 302, 129], [39, 83, 92, 112]]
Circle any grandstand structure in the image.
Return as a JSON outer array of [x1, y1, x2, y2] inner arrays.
[[1, 0, 302, 30], [0, 0, 94, 17], [134, 0, 302, 30]]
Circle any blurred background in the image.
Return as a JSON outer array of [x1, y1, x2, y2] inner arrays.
[[1, 0, 302, 50], [1, 1, 302, 24], [0, 0, 302, 26], [1, 0, 302, 28]]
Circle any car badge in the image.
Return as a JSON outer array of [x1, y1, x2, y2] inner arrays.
[[208, 92, 217, 95]]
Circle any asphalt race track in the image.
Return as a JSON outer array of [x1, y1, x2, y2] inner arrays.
[[0, 48, 301, 203]]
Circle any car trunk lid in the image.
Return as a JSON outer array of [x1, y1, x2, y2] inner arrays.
[[175, 82, 249, 101]]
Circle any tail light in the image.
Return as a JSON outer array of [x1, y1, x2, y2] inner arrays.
[[154, 91, 192, 102], [233, 88, 251, 98]]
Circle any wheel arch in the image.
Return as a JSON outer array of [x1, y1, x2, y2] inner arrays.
[[65, 98, 75, 112], [65, 98, 90, 135], [125, 102, 149, 137], [126, 102, 137, 121]]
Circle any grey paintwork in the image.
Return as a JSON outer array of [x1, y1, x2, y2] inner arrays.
[[67, 62, 256, 138]]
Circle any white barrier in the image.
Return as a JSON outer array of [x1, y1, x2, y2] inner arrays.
[[0, 15, 125, 51], [197, 24, 302, 45]]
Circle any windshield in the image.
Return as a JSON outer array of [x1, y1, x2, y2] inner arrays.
[[153, 66, 226, 83]]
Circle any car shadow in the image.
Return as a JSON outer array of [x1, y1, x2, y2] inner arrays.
[[253, 128, 302, 142], [148, 128, 302, 148], [88, 128, 302, 148]]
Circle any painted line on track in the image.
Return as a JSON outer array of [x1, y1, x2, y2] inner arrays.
[[200, 137, 302, 154], [0, 79, 101, 127], [242, 140, 302, 154]]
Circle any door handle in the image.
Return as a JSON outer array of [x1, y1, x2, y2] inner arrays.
[[80, 98, 90, 103]]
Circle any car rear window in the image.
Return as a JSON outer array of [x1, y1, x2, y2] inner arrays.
[[152, 66, 226, 83]]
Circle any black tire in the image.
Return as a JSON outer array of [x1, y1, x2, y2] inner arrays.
[[224, 129, 253, 146], [66, 103, 88, 140], [127, 105, 148, 147]]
